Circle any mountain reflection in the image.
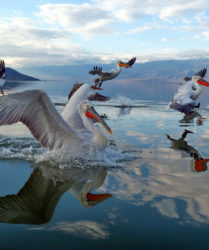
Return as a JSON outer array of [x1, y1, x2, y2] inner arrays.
[[0, 164, 111, 225]]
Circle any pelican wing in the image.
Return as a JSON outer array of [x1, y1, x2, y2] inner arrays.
[[88, 93, 110, 102], [125, 57, 136, 66], [196, 68, 207, 78], [184, 76, 192, 81], [0, 90, 82, 149], [0, 60, 5, 78], [89, 66, 103, 76]]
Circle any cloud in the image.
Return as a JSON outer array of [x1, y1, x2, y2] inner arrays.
[[126, 23, 163, 35], [2, 1, 209, 68], [37, 3, 116, 38], [94, 0, 209, 21], [38, 3, 110, 26], [0, 17, 96, 67]]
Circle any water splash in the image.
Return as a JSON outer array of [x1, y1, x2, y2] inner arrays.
[[0, 135, 135, 169]]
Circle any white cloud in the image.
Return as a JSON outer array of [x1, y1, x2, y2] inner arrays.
[[93, 0, 209, 21], [37, 3, 116, 38]]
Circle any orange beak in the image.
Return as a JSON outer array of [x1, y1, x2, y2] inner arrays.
[[197, 79, 209, 87], [119, 63, 131, 68], [86, 106, 112, 135]]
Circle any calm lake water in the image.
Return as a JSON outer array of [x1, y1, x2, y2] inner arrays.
[[1, 80, 209, 249]]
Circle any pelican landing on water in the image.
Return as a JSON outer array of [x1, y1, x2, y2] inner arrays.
[[0, 90, 112, 154], [89, 57, 136, 88]]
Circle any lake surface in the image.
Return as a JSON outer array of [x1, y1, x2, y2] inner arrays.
[[1, 80, 209, 249]]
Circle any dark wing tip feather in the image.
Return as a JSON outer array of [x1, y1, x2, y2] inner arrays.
[[126, 57, 136, 66], [68, 82, 84, 100], [195, 68, 207, 78], [0, 60, 5, 77], [184, 76, 192, 81], [89, 66, 102, 75]]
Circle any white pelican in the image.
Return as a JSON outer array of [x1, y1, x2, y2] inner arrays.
[[89, 57, 136, 88], [0, 60, 5, 96], [169, 68, 209, 112], [62, 83, 110, 132], [0, 89, 112, 153]]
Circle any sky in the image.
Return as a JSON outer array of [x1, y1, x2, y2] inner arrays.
[[1, 0, 209, 68]]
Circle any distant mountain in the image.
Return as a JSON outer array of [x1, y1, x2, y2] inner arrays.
[[6, 67, 40, 81], [19, 59, 209, 83]]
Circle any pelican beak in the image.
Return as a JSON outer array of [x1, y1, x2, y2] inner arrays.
[[197, 78, 209, 87], [119, 62, 131, 68], [86, 106, 112, 134], [90, 85, 103, 90]]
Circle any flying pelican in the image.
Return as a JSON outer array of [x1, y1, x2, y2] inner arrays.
[[0, 60, 5, 96], [0, 89, 112, 153], [168, 68, 209, 112], [89, 57, 136, 88], [62, 83, 110, 132]]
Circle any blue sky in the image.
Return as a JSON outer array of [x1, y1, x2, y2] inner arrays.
[[1, 0, 209, 68]]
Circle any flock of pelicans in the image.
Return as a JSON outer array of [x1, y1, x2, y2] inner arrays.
[[0, 58, 209, 159]]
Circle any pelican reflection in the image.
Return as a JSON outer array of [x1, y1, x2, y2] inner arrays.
[[0, 164, 111, 225], [166, 129, 209, 172]]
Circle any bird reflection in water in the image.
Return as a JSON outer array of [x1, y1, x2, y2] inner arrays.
[[117, 106, 132, 117], [166, 129, 209, 172], [0, 164, 111, 225], [179, 109, 205, 125]]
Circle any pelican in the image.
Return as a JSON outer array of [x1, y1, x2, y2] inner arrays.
[[168, 68, 209, 111], [62, 83, 110, 132], [0, 89, 112, 154], [89, 57, 136, 88], [0, 60, 5, 96]]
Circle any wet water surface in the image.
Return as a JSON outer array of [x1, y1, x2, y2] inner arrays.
[[0, 81, 209, 249]]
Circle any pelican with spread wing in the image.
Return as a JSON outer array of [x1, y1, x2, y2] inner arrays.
[[0, 89, 112, 153], [0, 60, 5, 96], [89, 57, 136, 88]]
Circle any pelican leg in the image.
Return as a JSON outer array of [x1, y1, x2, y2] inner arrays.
[[98, 80, 103, 88], [0, 86, 4, 96]]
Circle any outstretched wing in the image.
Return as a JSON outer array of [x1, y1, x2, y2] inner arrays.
[[184, 68, 207, 81], [0, 90, 81, 149], [87, 92, 110, 102], [196, 68, 207, 78], [89, 66, 103, 76], [125, 57, 136, 66], [184, 76, 192, 81], [0, 60, 5, 79]]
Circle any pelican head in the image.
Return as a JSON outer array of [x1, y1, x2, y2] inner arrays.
[[192, 75, 209, 87], [117, 60, 131, 68], [80, 102, 112, 135]]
